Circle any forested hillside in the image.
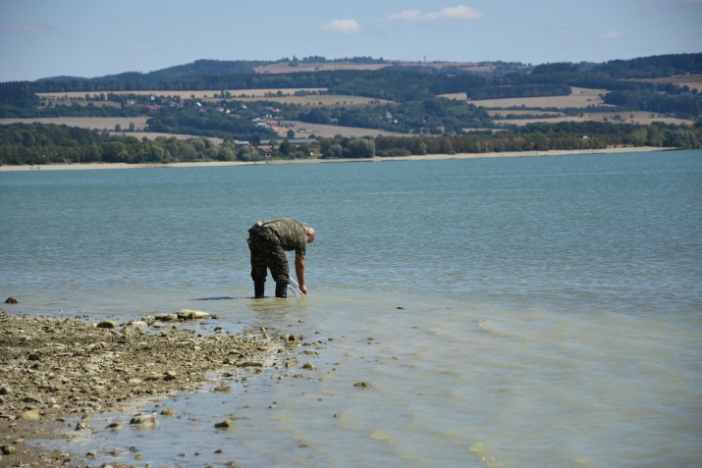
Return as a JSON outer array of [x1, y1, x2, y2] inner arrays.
[[1, 53, 701, 165]]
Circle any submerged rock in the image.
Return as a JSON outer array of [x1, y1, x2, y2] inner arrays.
[[129, 414, 156, 425], [282, 333, 304, 343], [4, 297, 18, 304], [214, 418, 233, 428]]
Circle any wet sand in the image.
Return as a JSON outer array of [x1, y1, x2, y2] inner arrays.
[[0, 146, 672, 172], [0, 308, 304, 467]]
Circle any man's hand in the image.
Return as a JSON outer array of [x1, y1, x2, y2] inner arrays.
[[299, 284, 307, 294]]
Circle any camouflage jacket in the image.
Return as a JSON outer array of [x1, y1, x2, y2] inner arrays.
[[259, 218, 307, 257]]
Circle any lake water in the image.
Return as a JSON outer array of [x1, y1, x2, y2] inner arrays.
[[1, 151, 701, 467]]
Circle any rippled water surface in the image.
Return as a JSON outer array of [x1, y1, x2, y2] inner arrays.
[[2, 150, 701, 467]]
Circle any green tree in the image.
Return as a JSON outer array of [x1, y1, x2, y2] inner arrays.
[[323, 144, 343, 159], [346, 138, 375, 158], [279, 139, 293, 156]]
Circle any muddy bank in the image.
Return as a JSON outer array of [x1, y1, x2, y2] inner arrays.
[[0, 309, 304, 467]]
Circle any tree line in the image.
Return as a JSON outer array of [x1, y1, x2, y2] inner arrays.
[[319, 121, 701, 158], [0, 122, 267, 165], [2, 121, 698, 166]]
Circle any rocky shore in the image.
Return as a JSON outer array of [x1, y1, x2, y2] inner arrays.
[[0, 308, 303, 467]]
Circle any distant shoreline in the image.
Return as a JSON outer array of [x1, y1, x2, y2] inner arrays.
[[0, 146, 675, 172]]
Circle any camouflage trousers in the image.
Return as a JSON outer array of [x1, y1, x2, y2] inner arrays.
[[248, 224, 290, 284]]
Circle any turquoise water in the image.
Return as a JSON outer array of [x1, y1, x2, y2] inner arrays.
[[1, 151, 701, 467]]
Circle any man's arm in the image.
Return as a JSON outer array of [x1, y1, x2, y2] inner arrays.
[[295, 254, 307, 294]]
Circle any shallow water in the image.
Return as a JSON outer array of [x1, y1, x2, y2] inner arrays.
[[2, 150, 701, 467]]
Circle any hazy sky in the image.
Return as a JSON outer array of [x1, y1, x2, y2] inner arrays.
[[1, 0, 700, 82]]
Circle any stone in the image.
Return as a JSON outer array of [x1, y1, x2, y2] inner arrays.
[[129, 414, 156, 425], [155, 313, 178, 322], [1, 445, 17, 455], [82, 364, 100, 374], [239, 361, 263, 368], [18, 410, 40, 420], [163, 371, 177, 381], [177, 309, 211, 320], [4, 297, 18, 304], [97, 320, 119, 329], [214, 418, 233, 428], [160, 408, 176, 417], [301, 362, 317, 370], [23, 394, 42, 404], [353, 382, 371, 388], [213, 384, 232, 393], [282, 334, 304, 343], [85, 342, 104, 353], [125, 320, 147, 329]]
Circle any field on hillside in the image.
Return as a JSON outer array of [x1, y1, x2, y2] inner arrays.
[[489, 110, 694, 127], [277, 120, 410, 139], [37, 89, 390, 106], [0, 116, 150, 131], [626, 75, 702, 91], [444, 83, 698, 126], [447, 87, 611, 109], [254, 63, 389, 74], [236, 94, 391, 106], [0, 116, 409, 141], [0, 117, 215, 141], [253, 60, 501, 75], [38, 89, 328, 101]]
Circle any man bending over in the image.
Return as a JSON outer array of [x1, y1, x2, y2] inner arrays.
[[247, 218, 316, 298]]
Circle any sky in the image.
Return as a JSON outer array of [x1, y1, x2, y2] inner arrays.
[[1, 0, 700, 82]]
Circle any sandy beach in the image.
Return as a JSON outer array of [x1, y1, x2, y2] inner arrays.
[[0, 146, 672, 172]]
